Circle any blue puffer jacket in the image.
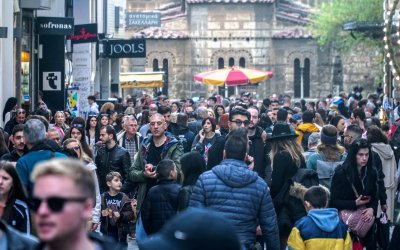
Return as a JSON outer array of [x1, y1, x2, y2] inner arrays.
[[189, 159, 280, 250]]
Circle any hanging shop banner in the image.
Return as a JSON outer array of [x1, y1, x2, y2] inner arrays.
[[36, 17, 74, 35], [39, 35, 66, 112], [103, 39, 146, 58], [67, 23, 98, 44], [126, 12, 161, 27]]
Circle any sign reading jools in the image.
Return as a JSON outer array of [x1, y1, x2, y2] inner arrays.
[[126, 12, 161, 27], [36, 17, 74, 35], [103, 39, 146, 58]]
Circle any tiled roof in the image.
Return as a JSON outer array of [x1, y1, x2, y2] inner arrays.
[[276, 1, 313, 25], [132, 27, 189, 39], [187, 0, 274, 4], [272, 28, 313, 39]]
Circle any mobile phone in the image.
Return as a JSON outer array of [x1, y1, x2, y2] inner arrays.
[[152, 166, 157, 172], [361, 195, 371, 201]]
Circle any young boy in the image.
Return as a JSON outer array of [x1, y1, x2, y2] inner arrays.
[[287, 186, 352, 250], [100, 172, 135, 245], [141, 159, 181, 235]]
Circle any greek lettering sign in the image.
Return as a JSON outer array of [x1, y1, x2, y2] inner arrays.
[[67, 23, 98, 44], [126, 12, 161, 27], [103, 39, 146, 58], [36, 17, 74, 35]]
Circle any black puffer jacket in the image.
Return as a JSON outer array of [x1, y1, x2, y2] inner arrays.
[[95, 144, 131, 193], [141, 179, 180, 235]]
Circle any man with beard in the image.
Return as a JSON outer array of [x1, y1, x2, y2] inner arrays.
[[247, 107, 270, 182], [129, 113, 184, 210], [1, 124, 26, 166], [4, 108, 26, 135], [95, 125, 131, 193]]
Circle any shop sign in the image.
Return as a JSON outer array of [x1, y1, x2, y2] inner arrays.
[[36, 17, 74, 35], [103, 39, 146, 58], [67, 23, 98, 43], [126, 12, 161, 27]]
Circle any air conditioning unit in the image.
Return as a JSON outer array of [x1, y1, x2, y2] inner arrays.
[[21, 0, 51, 10]]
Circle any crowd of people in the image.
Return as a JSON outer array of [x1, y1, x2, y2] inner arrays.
[[0, 88, 399, 249]]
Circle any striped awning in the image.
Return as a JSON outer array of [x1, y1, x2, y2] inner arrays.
[[120, 72, 164, 88]]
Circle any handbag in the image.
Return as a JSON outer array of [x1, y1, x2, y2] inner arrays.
[[340, 176, 374, 238], [376, 211, 390, 249]]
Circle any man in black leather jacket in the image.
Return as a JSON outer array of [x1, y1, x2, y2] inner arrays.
[[95, 125, 132, 193]]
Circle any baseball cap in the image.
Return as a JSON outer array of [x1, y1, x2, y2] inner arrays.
[[138, 208, 241, 250]]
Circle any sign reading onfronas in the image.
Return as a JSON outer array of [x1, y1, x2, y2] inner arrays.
[[126, 12, 161, 27], [103, 39, 146, 58], [67, 23, 98, 44], [36, 17, 74, 35]]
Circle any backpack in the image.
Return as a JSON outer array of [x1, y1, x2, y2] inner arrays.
[[301, 132, 312, 151], [315, 153, 344, 188], [389, 122, 400, 164]]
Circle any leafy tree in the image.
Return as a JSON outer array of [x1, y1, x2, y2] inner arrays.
[[309, 0, 383, 50]]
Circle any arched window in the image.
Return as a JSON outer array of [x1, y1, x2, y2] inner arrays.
[[218, 58, 225, 96], [239, 57, 245, 68], [229, 58, 234, 67], [303, 58, 310, 98], [218, 58, 224, 69], [162, 59, 169, 96], [294, 59, 301, 98], [152, 59, 159, 71]]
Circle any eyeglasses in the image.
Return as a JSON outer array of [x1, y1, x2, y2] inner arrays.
[[67, 146, 80, 151], [30, 196, 87, 213], [231, 120, 250, 127]]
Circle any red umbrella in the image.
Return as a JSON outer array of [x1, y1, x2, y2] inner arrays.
[[194, 67, 273, 86]]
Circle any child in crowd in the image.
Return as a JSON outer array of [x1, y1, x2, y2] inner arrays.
[[141, 159, 180, 235], [287, 186, 352, 250], [100, 172, 135, 245]]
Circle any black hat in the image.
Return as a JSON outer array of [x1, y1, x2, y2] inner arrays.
[[139, 208, 241, 250], [266, 122, 298, 141]]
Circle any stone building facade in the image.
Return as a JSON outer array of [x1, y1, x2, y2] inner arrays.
[[124, 0, 380, 100]]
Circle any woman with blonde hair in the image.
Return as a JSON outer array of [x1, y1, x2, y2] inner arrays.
[[267, 122, 306, 249], [307, 124, 346, 188], [62, 138, 101, 232]]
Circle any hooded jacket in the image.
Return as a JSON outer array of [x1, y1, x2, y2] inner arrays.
[[189, 159, 279, 250], [296, 123, 320, 147], [371, 143, 398, 221], [287, 208, 352, 250], [129, 133, 184, 210]]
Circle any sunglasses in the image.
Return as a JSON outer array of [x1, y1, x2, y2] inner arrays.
[[67, 146, 80, 151], [231, 120, 250, 127], [72, 123, 84, 128], [17, 109, 26, 115], [30, 196, 87, 213]]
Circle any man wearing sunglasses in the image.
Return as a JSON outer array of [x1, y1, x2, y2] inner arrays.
[[4, 108, 26, 135], [129, 113, 184, 210], [31, 158, 123, 250], [206, 107, 251, 170]]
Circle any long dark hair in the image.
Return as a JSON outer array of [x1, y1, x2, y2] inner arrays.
[[341, 138, 374, 185], [65, 125, 93, 159], [0, 161, 28, 221], [2, 97, 18, 122], [180, 152, 206, 186]]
